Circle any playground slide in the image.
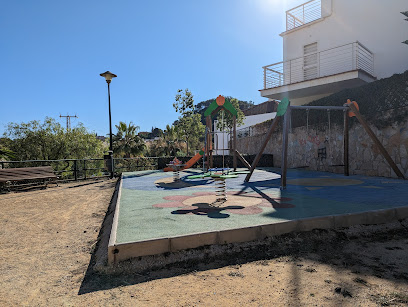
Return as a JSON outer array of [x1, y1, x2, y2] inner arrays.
[[163, 152, 203, 172]]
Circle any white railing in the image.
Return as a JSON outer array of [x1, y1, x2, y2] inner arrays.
[[286, 0, 322, 31], [263, 42, 375, 90]]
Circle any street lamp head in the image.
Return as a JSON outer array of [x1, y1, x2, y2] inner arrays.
[[100, 71, 117, 83]]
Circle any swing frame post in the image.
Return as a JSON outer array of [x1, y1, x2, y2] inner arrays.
[[343, 109, 349, 176], [205, 115, 213, 170], [281, 104, 291, 189], [233, 115, 237, 171], [244, 115, 280, 182], [347, 102, 405, 179]]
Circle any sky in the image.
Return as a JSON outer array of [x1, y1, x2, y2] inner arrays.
[[0, 0, 303, 136]]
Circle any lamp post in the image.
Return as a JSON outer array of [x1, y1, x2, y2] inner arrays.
[[100, 71, 117, 178]]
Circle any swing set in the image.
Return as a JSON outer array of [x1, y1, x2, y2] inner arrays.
[[291, 105, 346, 169], [245, 98, 405, 189]]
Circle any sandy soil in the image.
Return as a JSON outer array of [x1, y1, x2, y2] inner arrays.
[[0, 179, 407, 306]]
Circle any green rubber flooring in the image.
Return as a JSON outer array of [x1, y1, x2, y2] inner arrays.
[[113, 168, 408, 245]]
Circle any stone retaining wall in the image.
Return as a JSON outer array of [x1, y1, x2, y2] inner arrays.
[[158, 154, 273, 170], [237, 119, 408, 178]]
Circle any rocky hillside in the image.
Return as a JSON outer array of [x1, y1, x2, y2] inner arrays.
[[290, 70, 408, 129]]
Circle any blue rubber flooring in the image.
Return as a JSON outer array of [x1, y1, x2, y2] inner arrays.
[[114, 168, 408, 244]]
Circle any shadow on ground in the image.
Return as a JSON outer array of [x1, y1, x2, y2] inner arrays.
[[155, 177, 213, 190], [78, 191, 408, 296], [171, 203, 245, 218]]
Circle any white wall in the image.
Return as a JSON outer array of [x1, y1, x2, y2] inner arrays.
[[213, 112, 277, 155], [240, 112, 276, 129], [213, 120, 230, 155], [282, 0, 408, 79]]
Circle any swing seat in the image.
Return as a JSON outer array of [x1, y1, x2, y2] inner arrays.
[[187, 174, 212, 179], [230, 170, 250, 175], [208, 168, 230, 172], [219, 174, 238, 179]]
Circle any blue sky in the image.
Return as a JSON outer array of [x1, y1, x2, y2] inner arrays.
[[1, 0, 302, 136]]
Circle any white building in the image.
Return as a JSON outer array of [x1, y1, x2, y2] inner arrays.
[[260, 0, 408, 106], [213, 101, 277, 155]]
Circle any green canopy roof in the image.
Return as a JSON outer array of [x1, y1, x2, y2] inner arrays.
[[204, 98, 238, 117]]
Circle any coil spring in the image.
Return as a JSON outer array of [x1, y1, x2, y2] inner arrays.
[[214, 177, 227, 203], [173, 170, 180, 182]]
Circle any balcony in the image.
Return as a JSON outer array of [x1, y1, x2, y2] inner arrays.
[[286, 0, 322, 31], [260, 42, 376, 103]]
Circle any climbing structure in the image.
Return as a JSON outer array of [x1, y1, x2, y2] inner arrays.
[[187, 95, 252, 205], [203, 95, 251, 171]]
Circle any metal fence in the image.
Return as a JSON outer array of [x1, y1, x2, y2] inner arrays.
[[286, 0, 321, 31], [263, 41, 375, 90], [237, 126, 254, 139], [0, 157, 161, 181]]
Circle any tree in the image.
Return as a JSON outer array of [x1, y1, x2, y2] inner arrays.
[[173, 89, 205, 155], [146, 125, 186, 157], [176, 114, 205, 155], [148, 127, 163, 139], [0, 146, 15, 161], [162, 124, 181, 156], [113, 122, 146, 158], [147, 138, 166, 157], [195, 96, 254, 125], [173, 89, 195, 115], [4, 117, 106, 160], [216, 98, 246, 132]]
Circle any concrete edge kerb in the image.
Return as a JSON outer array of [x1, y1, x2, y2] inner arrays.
[[107, 174, 123, 264], [109, 206, 408, 264]]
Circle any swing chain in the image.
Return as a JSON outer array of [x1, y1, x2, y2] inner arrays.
[[327, 109, 333, 160], [306, 109, 309, 133], [327, 109, 331, 140]]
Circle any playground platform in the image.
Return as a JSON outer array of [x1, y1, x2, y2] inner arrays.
[[108, 168, 408, 264]]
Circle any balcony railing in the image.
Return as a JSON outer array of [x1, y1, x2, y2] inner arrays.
[[262, 42, 375, 90], [286, 0, 321, 31]]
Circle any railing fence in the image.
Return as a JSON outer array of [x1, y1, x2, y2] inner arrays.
[[263, 42, 374, 90], [286, 0, 322, 31], [0, 157, 161, 181], [237, 126, 254, 139]]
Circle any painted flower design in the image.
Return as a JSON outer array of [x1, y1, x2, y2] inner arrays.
[[153, 191, 295, 218]]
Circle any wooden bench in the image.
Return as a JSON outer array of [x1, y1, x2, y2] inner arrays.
[[0, 166, 58, 190]]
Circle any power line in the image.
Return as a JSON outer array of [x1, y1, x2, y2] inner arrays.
[[59, 114, 78, 131]]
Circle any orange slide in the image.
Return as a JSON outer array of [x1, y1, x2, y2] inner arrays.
[[163, 151, 203, 172]]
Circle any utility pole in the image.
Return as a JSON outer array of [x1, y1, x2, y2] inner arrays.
[[59, 114, 78, 131], [403, 12, 408, 45]]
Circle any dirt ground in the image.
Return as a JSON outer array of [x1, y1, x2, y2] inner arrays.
[[0, 179, 407, 306]]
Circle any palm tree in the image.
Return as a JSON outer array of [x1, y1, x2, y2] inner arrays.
[[113, 122, 146, 158], [163, 124, 181, 156], [0, 146, 15, 161]]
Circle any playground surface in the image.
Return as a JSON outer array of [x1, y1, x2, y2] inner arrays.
[[109, 168, 408, 263]]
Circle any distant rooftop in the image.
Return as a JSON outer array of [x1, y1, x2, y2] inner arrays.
[[243, 100, 278, 116]]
